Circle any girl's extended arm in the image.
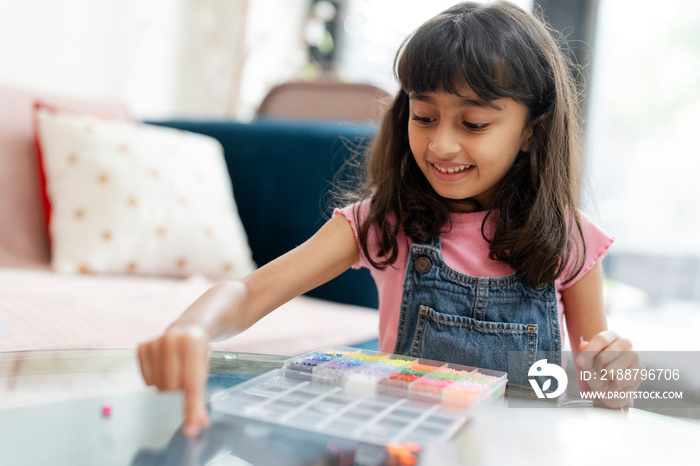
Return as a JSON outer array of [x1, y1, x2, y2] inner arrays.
[[561, 261, 642, 407], [561, 261, 608, 346], [138, 214, 360, 436]]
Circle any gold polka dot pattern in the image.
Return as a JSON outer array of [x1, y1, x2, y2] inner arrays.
[[36, 108, 257, 279]]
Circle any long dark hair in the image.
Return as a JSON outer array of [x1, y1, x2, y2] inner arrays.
[[347, 1, 586, 288]]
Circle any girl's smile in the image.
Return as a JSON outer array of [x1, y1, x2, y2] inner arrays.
[[430, 162, 474, 181], [408, 85, 533, 212]]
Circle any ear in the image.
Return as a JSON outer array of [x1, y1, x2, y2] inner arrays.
[[520, 127, 534, 153], [520, 114, 546, 153]]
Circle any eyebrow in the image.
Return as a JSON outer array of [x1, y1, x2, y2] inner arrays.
[[409, 93, 503, 111]]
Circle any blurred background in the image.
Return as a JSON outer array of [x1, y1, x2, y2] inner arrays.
[[2, 0, 699, 350]]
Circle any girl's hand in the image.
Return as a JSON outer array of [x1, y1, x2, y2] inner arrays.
[[138, 324, 211, 437], [136, 214, 359, 437], [576, 330, 643, 409]]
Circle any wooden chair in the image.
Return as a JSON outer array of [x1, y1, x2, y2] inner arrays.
[[256, 79, 391, 122]]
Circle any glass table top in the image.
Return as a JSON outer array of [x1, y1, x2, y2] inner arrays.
[[1, 349, 699, 465], [0, 349, 287, 411], [0, 349, 331, 466]]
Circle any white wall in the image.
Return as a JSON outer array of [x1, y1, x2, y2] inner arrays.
[[236, 0, 310, 120], [0, 0, 309, 120], [0, 0, 181, 117]]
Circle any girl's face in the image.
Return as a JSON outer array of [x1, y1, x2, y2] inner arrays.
[[408, 83, 533, 212]]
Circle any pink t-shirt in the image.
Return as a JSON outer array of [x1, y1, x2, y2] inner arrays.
[[334, 200, 614, 353]]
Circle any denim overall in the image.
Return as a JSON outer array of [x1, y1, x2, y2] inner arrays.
[[394, 235, 562, 390]]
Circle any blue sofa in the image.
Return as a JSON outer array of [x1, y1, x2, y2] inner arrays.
[[152, 118, 380, 310]]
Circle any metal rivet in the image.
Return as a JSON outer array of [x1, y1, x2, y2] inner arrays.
[[414, 256, 432, 274]]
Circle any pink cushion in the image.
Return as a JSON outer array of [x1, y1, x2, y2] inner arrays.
[[0, 84, 130, 268], [0, 268, 378, 355]]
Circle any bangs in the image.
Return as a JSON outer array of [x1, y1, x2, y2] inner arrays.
[[395, 3, 528, 103]]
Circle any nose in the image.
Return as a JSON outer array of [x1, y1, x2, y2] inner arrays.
[[428, 123, 461, 158]]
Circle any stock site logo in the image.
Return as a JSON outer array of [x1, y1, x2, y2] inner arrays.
[[528, 359, 568, 398]]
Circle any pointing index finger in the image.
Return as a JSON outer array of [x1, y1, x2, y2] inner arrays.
[[180, 337, 210, 437]]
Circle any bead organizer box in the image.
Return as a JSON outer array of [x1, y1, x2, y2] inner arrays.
[[212, 347, 507, 446]]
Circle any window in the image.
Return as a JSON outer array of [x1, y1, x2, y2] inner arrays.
[[587, 0, 700, 309], [338, 0, 532, 93], [588, 0, 700, 257]]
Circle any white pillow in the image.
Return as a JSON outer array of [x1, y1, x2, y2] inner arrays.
[[36, 109, 257, 279]]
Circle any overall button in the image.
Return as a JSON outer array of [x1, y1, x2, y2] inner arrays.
[[414, 256, 432, 274]]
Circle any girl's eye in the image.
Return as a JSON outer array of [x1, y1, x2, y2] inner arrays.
[[411, 115, 435, 124], [464, 122, 488, 130]]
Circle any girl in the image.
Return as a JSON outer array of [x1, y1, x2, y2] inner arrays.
[[138, 1, 641, 436]]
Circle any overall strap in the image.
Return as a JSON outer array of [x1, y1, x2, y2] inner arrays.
[[414, 235, 441, 249]]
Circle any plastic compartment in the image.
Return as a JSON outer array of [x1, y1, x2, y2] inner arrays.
[[368, 354, 416, 371], [441, 380, 491, 410], [212, 347, 508, 448], [343, 355, 415, 395], [441, 366, 507, 409], [376, 357, 444, 398], [311, 349, 386, 386], [282, 346, 358, 381], [461, 367, 508, 400], [408, 361, 476, 404]]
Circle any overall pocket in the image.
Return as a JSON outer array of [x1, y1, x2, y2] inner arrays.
[[411, 305, 538, 387]]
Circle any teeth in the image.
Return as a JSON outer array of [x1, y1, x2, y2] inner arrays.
[[433, 164, 472, 173]]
